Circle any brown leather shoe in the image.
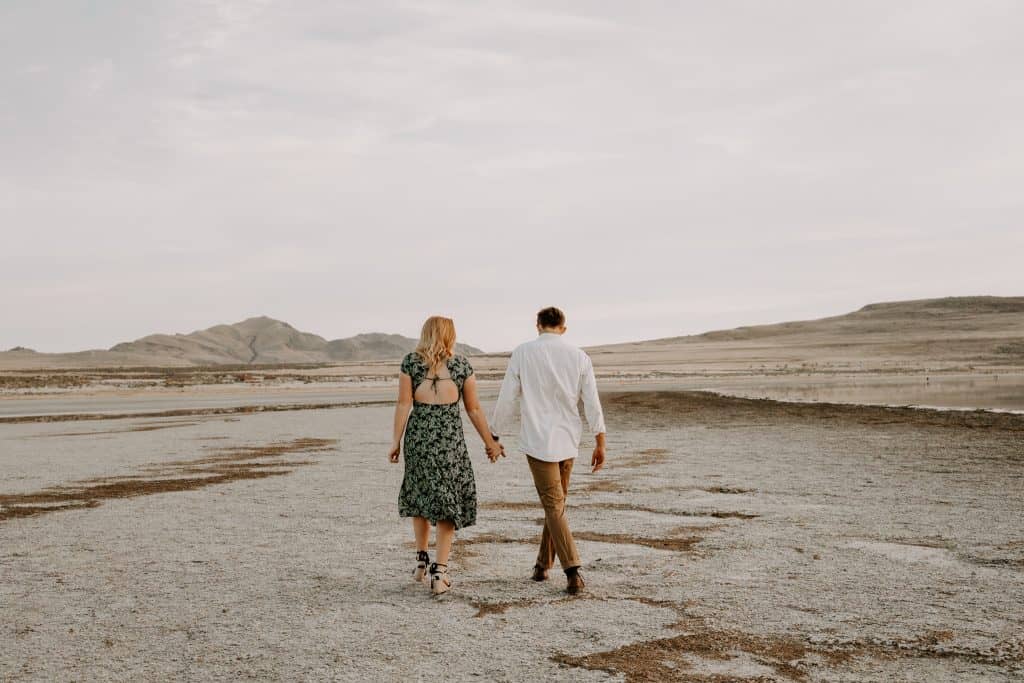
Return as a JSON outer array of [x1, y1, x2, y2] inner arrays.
[[531, 564, 549, 582], [566, 570, 585, 595]]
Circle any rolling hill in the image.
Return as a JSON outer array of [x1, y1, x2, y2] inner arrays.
[[583, 296, 1024, 373], [3, 297, 1022, 372], [1, 317, 483, 368]]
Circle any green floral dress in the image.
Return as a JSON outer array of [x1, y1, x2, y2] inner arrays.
[[398, 353, 477, 530]]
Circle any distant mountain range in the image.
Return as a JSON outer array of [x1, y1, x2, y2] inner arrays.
[[666, 296, 1024, 343], [3, 317, 483, 367], [586, 296, 1024, 365], [3, 297, 1022, 370]]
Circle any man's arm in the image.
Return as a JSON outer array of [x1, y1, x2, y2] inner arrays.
[[580, 354, 607, 472], [490, 349, 521, 436]]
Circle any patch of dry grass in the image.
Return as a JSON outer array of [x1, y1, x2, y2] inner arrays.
[[0, 438, 336, 522], [605, 391, 1024, 432], [554, 620, 1021, 682], [576, 501, 759, 520], [30, 421, 201, 438], [458, 532, 542, 547], [573, 531, 704, 553]]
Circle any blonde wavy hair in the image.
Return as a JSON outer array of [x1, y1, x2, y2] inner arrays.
[[415, 316, 457, 369]]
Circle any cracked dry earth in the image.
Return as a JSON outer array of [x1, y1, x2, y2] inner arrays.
[[1, 391, 1023, 681]]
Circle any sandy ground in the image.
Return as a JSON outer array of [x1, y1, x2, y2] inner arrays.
[[2, 387, 1023, 682]]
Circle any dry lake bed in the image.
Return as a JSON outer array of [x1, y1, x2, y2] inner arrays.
[[2, 383, 1023, 681]]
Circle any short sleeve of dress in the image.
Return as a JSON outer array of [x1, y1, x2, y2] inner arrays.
[[400, 353, 420, 385], [453, 355, 474, 388]]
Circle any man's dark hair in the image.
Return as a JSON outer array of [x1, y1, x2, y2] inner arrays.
[[537, 306, 566, 329]]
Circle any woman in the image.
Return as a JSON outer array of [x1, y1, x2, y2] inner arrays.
[[388, 316, 503, 595]]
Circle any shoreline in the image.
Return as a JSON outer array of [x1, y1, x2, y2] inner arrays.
[[4, 387, 1023, 426]]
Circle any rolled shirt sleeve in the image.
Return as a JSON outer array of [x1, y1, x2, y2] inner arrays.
[[580, 353, 606, 435]]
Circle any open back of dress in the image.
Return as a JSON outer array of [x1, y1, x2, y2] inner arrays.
[[413, 363, 460, 405], [402, 353, 472, 406]]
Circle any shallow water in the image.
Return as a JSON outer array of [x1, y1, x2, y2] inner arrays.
[[703, 373, 1024, 412], [3, 372, 1023, 420], [614, 372, 1024, 412]]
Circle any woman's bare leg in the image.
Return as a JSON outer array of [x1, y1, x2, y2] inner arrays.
[[413, 516, 430, 552], [435, 520, 455, 565]]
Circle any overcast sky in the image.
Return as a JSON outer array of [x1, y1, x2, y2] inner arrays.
[[2, 1, 1022, 353]]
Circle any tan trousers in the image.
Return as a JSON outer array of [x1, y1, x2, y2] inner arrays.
[[527, 455, 581, 570]]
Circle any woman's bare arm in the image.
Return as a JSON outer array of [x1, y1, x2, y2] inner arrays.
[[389, 373, 414, 462], [462, 375, 503, 461]]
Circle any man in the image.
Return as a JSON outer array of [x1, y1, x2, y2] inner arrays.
[[490, 306, 607, 595]]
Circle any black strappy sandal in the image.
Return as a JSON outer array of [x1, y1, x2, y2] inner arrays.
[[429, 562, 451, 596], [414, 550, 430, 585]]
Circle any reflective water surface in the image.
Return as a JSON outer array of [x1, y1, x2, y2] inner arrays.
[[700, 373, 1024, 413]]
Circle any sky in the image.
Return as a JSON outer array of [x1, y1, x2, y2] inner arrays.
[[2, 1, 1022, 353]]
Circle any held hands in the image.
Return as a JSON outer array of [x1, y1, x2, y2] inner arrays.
[[388, 442, 400, 463], [485, 435, 505, 463]]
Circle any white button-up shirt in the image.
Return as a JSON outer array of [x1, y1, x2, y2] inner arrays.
[[490, 333, 606, 462]]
